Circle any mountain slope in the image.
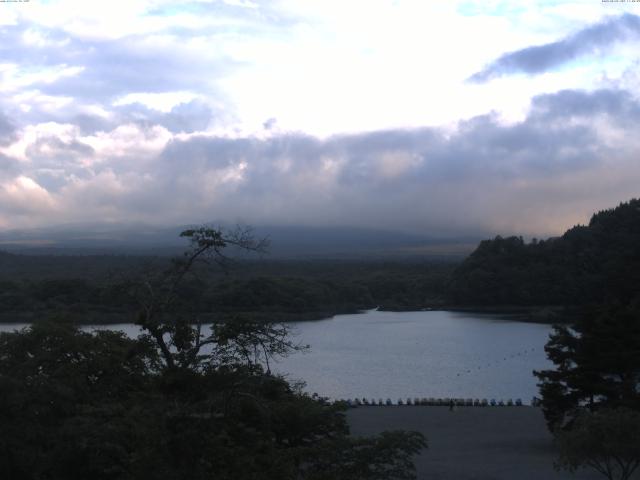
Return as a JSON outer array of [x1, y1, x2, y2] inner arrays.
[[448, 198, 640, 306], [0, 224, 476, 259]]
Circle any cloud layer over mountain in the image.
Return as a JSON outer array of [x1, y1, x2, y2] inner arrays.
[[1, 2, 640, 238], [2, 87, 639, 236]]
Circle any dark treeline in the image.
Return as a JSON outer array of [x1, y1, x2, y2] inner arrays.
[[449, 198, 640, 307], [2, 198, 639, 323], [0, 254, 454, 323]]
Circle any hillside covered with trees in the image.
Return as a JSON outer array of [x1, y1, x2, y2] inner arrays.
[[448, 199, 640, 307]]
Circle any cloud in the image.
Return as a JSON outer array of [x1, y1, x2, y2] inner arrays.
[[2, 2, 639, 237], [469, 13, 640, 82], [0, 176, 56, 218], [263, 117, 277, 130], [0, 112, 17, 146], [0, 154, 20, 181], [530, 88, 640, 122], [0, 18, 234, 136], [2, 87, 637, 236], [113, 99, 215, 134]]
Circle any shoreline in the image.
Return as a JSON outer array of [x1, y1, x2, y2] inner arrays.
[[0, 305, 571, 325]]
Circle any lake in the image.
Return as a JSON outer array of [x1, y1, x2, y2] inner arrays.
[[0, 310, 554, 403]]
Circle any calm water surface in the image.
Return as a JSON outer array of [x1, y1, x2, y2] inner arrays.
[[275, 310, 553, 402], [0, 310, 553, 402]]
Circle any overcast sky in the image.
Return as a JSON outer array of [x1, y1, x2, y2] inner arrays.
[[1, 0, 639, 237]]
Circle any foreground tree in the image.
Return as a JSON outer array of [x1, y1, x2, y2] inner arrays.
[[130, 225, 272, 371], [554, 408, 640, 480], [534, 302, 640, 430], [535, 302, 640, 480], [0, 226, 426, 480], [0, 321, 157, 479]]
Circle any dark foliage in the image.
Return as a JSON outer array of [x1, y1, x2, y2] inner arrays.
[[0, 256, 454, 323], [554, 407, 640, 480], [449, 198, 640, 306], [0, 227, 426, 479], [0, 325, 426, 480], [534, 302, 640, 430]]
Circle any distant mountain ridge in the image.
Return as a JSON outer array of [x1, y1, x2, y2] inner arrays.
[[448, 198, 640, 306], [0, 224, 478, 259]]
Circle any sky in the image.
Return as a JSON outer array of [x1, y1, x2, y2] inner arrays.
[[1, 0, 640, 238]]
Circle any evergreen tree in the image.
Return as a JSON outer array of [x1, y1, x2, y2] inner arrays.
[[534, 302, 640, 430]]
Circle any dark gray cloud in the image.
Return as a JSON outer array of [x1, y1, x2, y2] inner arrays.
[[9, 100, 216, 137], [70, 114, 114, 136], [263, 117, 277, 130], [24, 137, 95, 192], [0, 154, 20, 180], [530, 88, 640, 121], [25, 137, 94, 165], [39, 36, 228, 100], [470, 14, 640, 82], [64, 87, 632, 236], [113, 100, 215, 134], [0, 112, 17, 146], [4, 87, 640, 236]]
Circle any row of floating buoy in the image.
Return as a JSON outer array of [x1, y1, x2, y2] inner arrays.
[[340, 397, 525, 407], [456, 347, 538, 377]]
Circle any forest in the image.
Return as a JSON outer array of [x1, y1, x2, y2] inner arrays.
[[448, 198, 640, 308], [2, 199, 640, 324], [0, 253, 454, 324]]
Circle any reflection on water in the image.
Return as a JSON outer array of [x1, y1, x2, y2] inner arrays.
[[0, 310, 553, 402]]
